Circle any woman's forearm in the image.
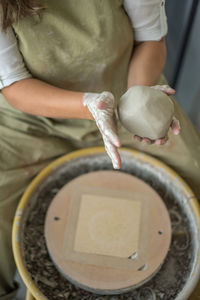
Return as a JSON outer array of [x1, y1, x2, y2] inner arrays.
[[127, 38, 166, 88], [2, 39, 166, 120], [2, 78, 93, 119]]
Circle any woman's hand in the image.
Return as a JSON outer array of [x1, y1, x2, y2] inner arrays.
[[83, 92, 121, 169], [134, 85, 181, 145]]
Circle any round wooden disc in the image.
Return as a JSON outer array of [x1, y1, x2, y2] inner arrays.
[[45, 171, 171, 294]]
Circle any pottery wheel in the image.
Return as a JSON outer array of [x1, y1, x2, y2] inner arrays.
[[44, 171, 171, 294]]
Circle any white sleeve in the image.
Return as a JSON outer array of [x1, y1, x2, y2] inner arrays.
[[124, 0, 168, 42], [0, 26, 32, 90]]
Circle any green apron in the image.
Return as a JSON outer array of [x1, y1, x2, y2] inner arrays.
[[0, 0, 200, 298]]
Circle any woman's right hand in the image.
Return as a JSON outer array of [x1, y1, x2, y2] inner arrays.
[[83, 92, 121, 169], [134, 85, 181, 145]]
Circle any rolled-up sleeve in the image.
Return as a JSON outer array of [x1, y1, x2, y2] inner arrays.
[[124, 0, 168, 41], [0, 26, 32, 90]]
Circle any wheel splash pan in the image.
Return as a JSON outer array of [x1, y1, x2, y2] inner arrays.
[[13, 147, 200, 300]]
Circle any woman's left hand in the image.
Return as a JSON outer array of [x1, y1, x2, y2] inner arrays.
[[134, 85, 181, 145]]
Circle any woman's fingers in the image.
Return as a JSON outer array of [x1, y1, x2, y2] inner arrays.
[[154, 135, 168, 145], [97, 122, 121, 168], [100, 124, 121, 147], [134, 135, 142, 142], [134, 134, 168, 145], [97, 118, 121, 148], [134, 135, 154, 144], [134, 135, 153, 144], [152, 85, 176, 95], [104, 124, 121, 147], [108, 131, 121, 148], [160, 86, 175, 95], [103, 136, 121, 169], [142, 137, 153, 144], [171, 117, 181, 135]]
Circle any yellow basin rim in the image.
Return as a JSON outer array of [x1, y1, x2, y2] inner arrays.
[[26, 290, 35, 300], [12, 147, 200, 300]]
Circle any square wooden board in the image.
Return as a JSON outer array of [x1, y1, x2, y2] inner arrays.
[[74, 194, 141, 258]]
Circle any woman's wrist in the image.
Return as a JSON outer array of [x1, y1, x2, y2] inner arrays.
[[127, 39, 166, 88], [79, 95, 94, 120]]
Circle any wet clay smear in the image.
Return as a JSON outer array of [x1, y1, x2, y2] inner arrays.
[[21, 153, 197, 300]]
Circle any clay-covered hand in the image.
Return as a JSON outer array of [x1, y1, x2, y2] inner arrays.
[[83, 92, 121, 169], [134, 85, 181, 145]]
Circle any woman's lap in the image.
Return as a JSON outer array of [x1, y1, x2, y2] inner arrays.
[[0, 114, 75, 298]]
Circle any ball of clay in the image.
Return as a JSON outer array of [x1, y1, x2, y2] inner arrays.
[[118, 86, 175, 140]]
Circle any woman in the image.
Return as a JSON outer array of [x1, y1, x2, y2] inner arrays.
[[0, 0, 200, 299]]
